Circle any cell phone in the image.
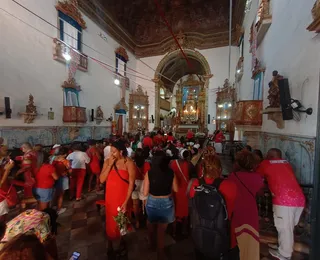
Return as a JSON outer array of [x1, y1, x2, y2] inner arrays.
[[69, 252, 80, 260]]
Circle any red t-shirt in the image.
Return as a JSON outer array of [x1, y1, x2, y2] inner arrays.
[[143, 136, 153, 149], [189, 177, 237, 247], [256, 159, 305, 207], [35, 164, 56, 189]]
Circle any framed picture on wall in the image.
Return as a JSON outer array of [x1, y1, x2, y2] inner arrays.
[[253, 71, 264, 100]]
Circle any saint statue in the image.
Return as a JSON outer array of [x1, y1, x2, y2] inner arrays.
[[96, 106, 104, 119], [26, 94, 37, 114], [267, 70, 283, 108]]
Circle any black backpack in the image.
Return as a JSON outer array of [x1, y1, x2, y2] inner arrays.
[[190, 178, 230, 259]]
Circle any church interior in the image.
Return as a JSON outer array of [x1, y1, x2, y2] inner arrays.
[[1, 0, 320, 259]]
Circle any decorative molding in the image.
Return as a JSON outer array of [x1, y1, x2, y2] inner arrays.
[[307, 0, 320, 32], [255, 0, 272, 46], [114, 97, 128, 112], [61, 78, 81, 91], [115, 46, 129, 62], [55, 0, 87, 29]]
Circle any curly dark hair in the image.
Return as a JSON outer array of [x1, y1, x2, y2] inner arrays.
[[234, 150, 257, 171]]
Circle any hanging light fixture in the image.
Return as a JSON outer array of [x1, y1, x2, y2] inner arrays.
[[114, 78, 120, 85]]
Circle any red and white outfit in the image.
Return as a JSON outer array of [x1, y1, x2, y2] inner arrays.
[[67, 151, 90, 200], [257, 159, 305, 258]]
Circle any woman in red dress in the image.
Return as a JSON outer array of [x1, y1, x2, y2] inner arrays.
[[100, 140, 136, 256], [86, 140, 101, 192], [170, 149, 192, 236]]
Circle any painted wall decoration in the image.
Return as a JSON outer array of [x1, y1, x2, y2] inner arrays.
[[0, 126, 111, 148]]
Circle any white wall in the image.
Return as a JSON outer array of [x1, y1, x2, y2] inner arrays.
[[239, 0, 320, 137], [136, 47, 238, 133], [0, 0, 137, 128]]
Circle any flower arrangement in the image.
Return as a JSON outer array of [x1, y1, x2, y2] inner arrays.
[[114, 207, 130, 236]]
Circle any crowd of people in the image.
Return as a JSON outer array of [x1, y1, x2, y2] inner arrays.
[[0, 130, 306, 260]]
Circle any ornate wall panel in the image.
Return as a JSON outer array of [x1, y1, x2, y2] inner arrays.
[[260, 132, 315, 186], [234, 100, 262, 126], [0, 126, 111, 148]]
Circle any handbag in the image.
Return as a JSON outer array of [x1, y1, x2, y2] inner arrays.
[[0, 185, 18, 208]]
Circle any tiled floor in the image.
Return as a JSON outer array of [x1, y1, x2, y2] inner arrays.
[[55, 191, 309, 260]]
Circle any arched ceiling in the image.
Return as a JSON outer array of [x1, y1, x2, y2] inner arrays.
[[79, 0, 246, 57], [160, 56, 205, 92]]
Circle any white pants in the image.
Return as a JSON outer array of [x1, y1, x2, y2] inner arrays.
[[273, 205, 304, 258], [214, 143, 222, 154]]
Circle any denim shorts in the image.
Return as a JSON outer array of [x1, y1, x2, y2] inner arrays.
[[146, 196, 175, 224], [55, 176, 69, 191], [33, 188, 54, 203]]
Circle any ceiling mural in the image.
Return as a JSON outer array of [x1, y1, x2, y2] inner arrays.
[[79, 0, 246, 57]]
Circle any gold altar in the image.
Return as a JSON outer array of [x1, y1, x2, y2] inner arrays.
[[175, 75, 207, 133]]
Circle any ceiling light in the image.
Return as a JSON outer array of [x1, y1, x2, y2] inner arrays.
[[114, 79, 120, 85]]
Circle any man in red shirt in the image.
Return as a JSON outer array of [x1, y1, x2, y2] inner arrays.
[[257, 148, 305, 260], [142, 133, 153, 149]]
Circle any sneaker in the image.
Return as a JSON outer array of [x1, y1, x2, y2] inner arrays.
[[57, 208, 66, 215], [269, 249, 291, 260], [268, 243, 278, 250]]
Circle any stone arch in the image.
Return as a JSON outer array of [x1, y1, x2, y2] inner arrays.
[[153, 49, 212, 128]]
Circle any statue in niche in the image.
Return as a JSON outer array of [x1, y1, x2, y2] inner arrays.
[[96, 106, 104, 119], [26, 94, 37, 114], [267, 70, 283, 108]]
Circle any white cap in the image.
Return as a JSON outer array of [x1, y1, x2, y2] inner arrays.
[[193, 144, 200, 149], [52, 144, 61, 149]]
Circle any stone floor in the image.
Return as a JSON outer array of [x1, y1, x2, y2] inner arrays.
[[55, 191, 309, 260]]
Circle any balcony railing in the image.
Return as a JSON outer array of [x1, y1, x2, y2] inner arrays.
[[53, 38, 88, 72], [63, 106, 87, 123]]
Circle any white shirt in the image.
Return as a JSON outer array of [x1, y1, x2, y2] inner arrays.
[[127, 147, 133, 158], [67, 151, 90, 169], [104, 145, 111, 160]]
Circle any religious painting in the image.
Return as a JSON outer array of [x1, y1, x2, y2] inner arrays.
[[253, 71, 264, 100], [182, 86, 200, 106]]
